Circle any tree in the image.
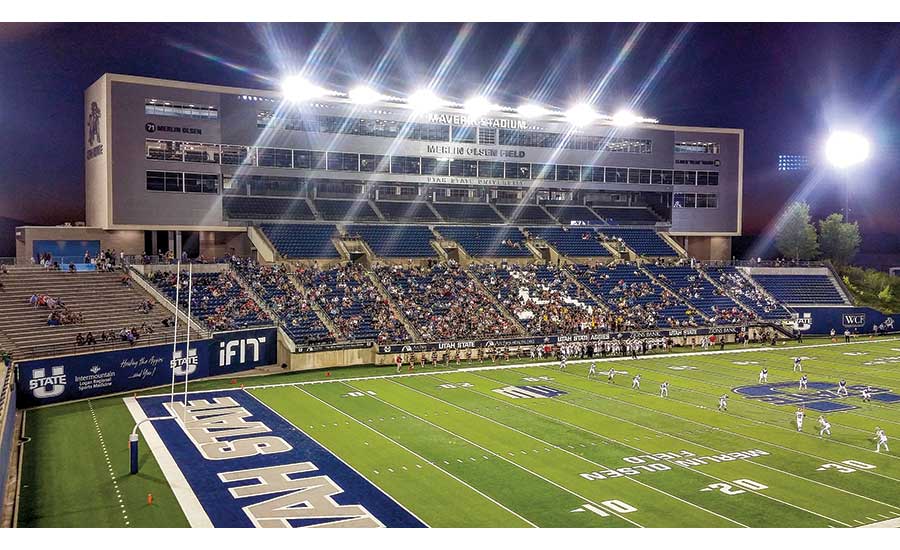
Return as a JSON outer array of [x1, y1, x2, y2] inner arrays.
[[775, 201, 819, 260], [818, 213, 861, 266]]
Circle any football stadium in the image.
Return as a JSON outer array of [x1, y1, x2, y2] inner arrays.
[[1, 18, 900, 537]]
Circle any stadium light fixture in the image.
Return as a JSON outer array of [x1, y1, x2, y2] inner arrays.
[[406, 89, 444, 113], [517, 103, 549, 119], [825, 130, 870, 168], [612, 110, 640, 126], [463, 96, 496, 119], [566, 103, 598, 127], [280, 75, 325, 103], [349, 86, 384, 105]]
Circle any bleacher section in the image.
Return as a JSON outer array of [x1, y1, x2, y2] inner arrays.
[[645, 265, 751, 324], [345, 225, 436, 258], [494, 204, 556, 224], [601, 227, 678, 256], [436, 226, 532, 257], [432, 202, 503, 223], [569, 263, 700, 328], [297, 263, 410, 344], [751, 274, 847, 305], [526, 227, 612, 257], [376, 262, 520, 341], [375, 201, 440, 223], [223, 196, 316, 221], [542, 205, 600, 223], [592, 207, 659, 225], [231, 260, 334, 345], [0, 267, 176, 358], [471, 263, 602, 336], [148, 270, 272, 331], [705, 266, 792, 320], [314, 199, 380, 221], [259, 224, 340, 259]]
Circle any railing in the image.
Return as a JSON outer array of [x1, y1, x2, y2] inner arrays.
[[5, 331, 179, 362], [0, 257, 15, 265], [701, 259, 827, 268], [123, 255, 231, 267]]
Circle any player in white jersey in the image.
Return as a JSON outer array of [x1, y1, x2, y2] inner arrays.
[[795, 407, 805, 432], [607, 367, 616, 384], [559, 354, 567, 371], [836, 379, 849, 397], [632, 374, 641, 390], [875, 428, 890, 453], [862, 386, 872, 402], [660, 381, 669, 397], [717, 394, 728, 412], [759, 368, 768, 383], [588, 361, 597, 379], [818, 416, 831, 437], [799, 374, 808, 390], [793, 357, 802, 372]]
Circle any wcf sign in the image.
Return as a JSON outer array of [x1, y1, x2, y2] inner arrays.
[[842, 313, 866, 328]]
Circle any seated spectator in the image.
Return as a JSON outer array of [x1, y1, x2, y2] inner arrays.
[[75, 333, 85, 346], [85, 332, 96, 345]]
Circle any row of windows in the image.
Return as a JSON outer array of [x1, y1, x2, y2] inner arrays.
[[145, 99, 219, 120], [146, 171, 219, 194], [146, 139, 719, 185], [673, 193, 718, 208], [674, 141, 720, 154], [257, 111, 653, 154]]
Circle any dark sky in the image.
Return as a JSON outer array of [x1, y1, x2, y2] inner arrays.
[[1, 22, 898, 243]]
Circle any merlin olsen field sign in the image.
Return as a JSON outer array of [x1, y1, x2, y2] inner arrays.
[[15, 328, 277, 407]]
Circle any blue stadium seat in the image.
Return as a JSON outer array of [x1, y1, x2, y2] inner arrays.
[[436, 226, 532, 257], [314, 199, 380, 221], [705, 266, 792, 320], [526, 227, 611, 257], [344, 225, 436, 258], [601, 227, 678, 256], [751, 274, 846, 304], [431, 202, 503, 223], [592, 207, 659, 225], [645, 265, 750, 324], [375, 201, 440, 222], [223, 196, 315, 221], [258, 224, 340, 259], [494, 204, 555, 224]]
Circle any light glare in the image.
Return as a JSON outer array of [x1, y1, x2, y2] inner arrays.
[[280, 75, 325, 103], [825, 131, 870, 168], [612, 110, 640, 126], [463, 96, 495, 118], [406, 89, 444, 112], [517, 103, 548, 119], [349, 86, 383, 105], [566, 103, 597, 126]]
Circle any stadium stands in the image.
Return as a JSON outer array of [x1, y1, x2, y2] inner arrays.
[[148, 270, 272, 331], [297, 263, 410, 344], [435, 226, 532, 257], [345, 225, 436, 258], [259, 223, 341, 259], [751, 273, 847, 305], [231, 259, 334, 345], [526, 226, 612, 257], [375, 261, 520, 341], [601, 227, 679, 256], [375, 201, 440, 222], [645, 264, 752, 324], [494, 204, 556, 224], [705, 266, 792, 320], [431, 202, 503, 223], [569, 263, 701, 328], [592, 207, 659, 225], [0, 267, 176, 357], [542, 204, 601, 223], [314, 198, 380, 221], [471, 263, 604, 335], [223, 196, 316, 221]]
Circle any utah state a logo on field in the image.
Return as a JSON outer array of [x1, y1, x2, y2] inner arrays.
[[492, 385, 567, 399], [733, 381, 900, 412]]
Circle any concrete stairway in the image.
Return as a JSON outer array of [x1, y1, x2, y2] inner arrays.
[[0, 267, 176, 359]]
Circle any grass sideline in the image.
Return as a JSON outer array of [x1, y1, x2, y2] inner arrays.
[[15, 335, 900, 527]]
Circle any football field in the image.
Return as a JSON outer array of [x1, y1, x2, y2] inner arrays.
[[17, 337, 900, 528]]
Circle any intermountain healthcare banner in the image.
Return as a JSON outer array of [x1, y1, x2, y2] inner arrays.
[[15, 328, 278, 408], [790, 307, 900, 335]]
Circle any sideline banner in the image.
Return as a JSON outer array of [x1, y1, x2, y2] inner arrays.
[[789, 307, 900, 335]]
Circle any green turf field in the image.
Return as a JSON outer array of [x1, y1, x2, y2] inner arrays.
[[16, 336, 900, 527]]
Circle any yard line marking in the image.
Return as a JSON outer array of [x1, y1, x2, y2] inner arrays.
[[506, 368, 900, 514], [289, 385, 536, 528], [337, 380, 645, 528], [438, 372, 848, 527]]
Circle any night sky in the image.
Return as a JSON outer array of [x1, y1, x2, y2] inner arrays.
[[1, 22, 898, 256]]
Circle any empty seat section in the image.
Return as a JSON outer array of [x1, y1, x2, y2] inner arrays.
[[494, 204, 555, 224], [751, 274, 846, 304], [314, 199, 380, 221], [375, 201, 440, 222], [258, 224, 340, 259], [542, 205, 600, 223], [436, 226, 532, 257], [602, 227, 678, 256], [432, 202, 503, 223], [705, 266, 791, 320], [345, 225, 436, 258], [526, 227, 611, 257], [223, 196, 315, 221], [592, 207, 659, 225]]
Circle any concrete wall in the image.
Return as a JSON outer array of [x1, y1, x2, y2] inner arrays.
[[15, 226, 144, 265]]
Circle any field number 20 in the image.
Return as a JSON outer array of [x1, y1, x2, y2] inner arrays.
[[701, 479, 768, 495], [817, 460, 876, 473]]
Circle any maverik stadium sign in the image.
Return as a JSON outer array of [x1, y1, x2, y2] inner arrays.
[[427, 113, 527, 129]]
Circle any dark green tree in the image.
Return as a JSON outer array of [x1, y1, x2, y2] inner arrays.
[[775, 201, 819, 260], [818, 213, 861, 266]]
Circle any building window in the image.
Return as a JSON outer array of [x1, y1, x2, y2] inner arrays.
[[184, 173, 219, 193], [556, 165, 581, 182], [145, 139, 183, 161], [477, 161, 504, 178], [531, 163, 556, 181], [451, 126, 477, 143], [183, 142, 220, 164], [145, 99, 218, 120], [326, 152, 360, 172], [421, 157, 451, 176], [606, 167, 628, 183], [221, 145, 252, 165], [391, 156, 421, 175], [293, 150, 326, 170], [360, 154, 389, 173], [505, 162, 531, 179], [257, 148, 294, 168], [707, 171, 719, 186], [449, 159, 478, 177], [675, 141, 720, 154], [683, 171, 697, 185], [478, 128, 497, 145]]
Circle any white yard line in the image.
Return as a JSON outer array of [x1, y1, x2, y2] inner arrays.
[[287, 385, 537, 527], [122, 397, 213, 528], [383, 377, 749, 527]]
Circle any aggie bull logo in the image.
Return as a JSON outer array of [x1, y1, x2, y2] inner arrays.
[[29, 366, 67, 399]]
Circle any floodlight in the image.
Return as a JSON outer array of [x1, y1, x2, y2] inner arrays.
[[406, 89, 444, 112], [566, 103, 597, 126], [281, 76, 325, 103], [349, 86, 384, 105], [463, 96, 495, 119], [825, 131, 870, 168], [517, 103, 549, 119], [612, 110, 640, 126]]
